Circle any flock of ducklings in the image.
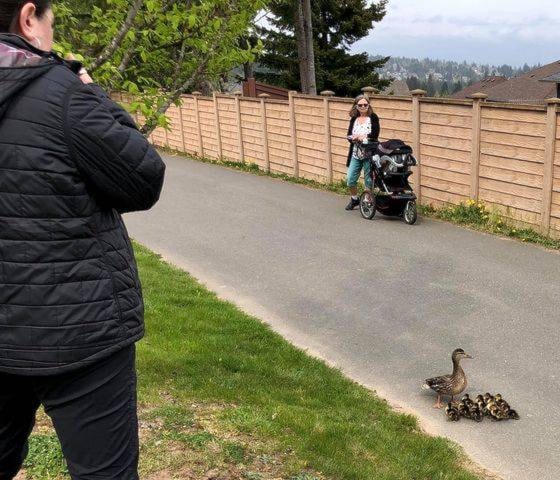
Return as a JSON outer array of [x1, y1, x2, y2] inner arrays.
[[445, 393, 520, 422]]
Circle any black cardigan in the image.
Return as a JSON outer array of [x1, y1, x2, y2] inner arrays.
[[346, 113, 380, 166]]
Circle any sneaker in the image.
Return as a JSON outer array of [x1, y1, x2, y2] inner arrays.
[[345, 197, 360, 210]]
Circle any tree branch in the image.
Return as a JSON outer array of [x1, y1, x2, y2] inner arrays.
[[90, 0, 144, 72], [140, 60, 207, 136]]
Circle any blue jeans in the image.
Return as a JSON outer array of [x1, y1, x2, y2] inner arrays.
[[347, 156, 372, 189]]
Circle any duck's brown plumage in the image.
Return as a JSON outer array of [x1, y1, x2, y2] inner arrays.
[[423, 348, 472, 408]]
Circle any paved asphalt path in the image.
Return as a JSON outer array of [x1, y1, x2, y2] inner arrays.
[[124, 154, 560, 480]]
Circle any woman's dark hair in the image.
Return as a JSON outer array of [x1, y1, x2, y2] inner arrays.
[[0, 1, 52, 33]]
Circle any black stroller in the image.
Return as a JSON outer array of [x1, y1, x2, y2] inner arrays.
[[357, 139, 418, 225]]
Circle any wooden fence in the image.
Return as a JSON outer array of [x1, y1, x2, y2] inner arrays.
[[115, 90, 560, 238]]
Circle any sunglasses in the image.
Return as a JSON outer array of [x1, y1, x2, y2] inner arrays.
[[357, 103, 369, 108]]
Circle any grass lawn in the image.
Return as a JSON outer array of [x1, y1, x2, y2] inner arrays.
[[21, 242, 488, 480]]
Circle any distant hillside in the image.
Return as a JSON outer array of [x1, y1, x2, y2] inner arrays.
[[371, 55, 541, 97]]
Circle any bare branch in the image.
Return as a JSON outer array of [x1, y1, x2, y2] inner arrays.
[[117, 48, 134, 74], [90, 0, 144, 72], [140, 61, 207, 136]]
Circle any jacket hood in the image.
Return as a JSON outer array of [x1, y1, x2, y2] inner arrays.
[[0, 34, 81, 120]]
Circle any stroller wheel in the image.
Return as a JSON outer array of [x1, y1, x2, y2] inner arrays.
[[403, 200, 417, 225], [360, 191, 376, 220]]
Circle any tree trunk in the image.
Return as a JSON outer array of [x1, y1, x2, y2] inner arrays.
[[302, 0, 316, 95], [295, 0, 308, 94], [243, 62, 254, 80]]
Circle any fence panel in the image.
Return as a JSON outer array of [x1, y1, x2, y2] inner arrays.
[[240, 99, 265, 168], [294, 96, 328, 182], [419, 102, 472, 206], [179, 96, 199, 155], [216, 96, 240, 162], [264, 101, 293, 175], [198, 98, 219, 159], [478, 105, 546, 227]]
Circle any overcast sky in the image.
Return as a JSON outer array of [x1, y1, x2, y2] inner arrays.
[[351, 0, 559, 66]]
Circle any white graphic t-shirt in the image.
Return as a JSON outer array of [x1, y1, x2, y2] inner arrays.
[[352, 117, 372, 160]]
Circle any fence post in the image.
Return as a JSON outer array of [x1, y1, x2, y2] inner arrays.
[[321, 90, 335, 183], [258, 93, 271, 173], [361, 86, 377, 101], [541, 97, 560, 235], [470, 92, 488, 200], [411, 89, 426, 203], [177, 95, 186, 153], [289, 90, 299, 178], [192, 91, 204, 157], [233, 91, 245, 163], [213, 91, 223, 159]]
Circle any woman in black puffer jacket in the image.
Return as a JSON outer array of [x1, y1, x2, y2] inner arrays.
[[0, 2, 165, 479]]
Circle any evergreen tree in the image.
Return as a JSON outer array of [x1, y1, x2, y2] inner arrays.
[[452, 81, 463, 94], [440, 81, 449, 97], [257, 0, 389, 96], [425, 74, 436, 97], [406, 76, 421, 91]]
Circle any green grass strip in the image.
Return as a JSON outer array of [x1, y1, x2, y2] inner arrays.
[[419, 201, 560, 250], [135, 243, 480, 479], [22, 242, 484, 479]]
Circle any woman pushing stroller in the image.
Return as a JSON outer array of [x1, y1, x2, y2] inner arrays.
[[345, 95, 380, 210]]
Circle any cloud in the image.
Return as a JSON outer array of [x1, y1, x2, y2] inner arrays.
[[352, 0, 560, 65]]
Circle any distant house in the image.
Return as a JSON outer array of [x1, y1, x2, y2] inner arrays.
[[453, 60, 560, 104], [382, 79, 410, 96], [242, 78, 289, 100], [541, 72, 560, 98], [451, 76, 507, 100]]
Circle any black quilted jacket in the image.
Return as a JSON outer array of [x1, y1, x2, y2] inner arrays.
[[0, 34, 166, 375]]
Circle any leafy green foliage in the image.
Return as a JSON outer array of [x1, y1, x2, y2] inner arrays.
[[23, 434, 67, 479], [257, 0, 389, 96], [53, 0, 266, 134], [420, 200, 560, 249]]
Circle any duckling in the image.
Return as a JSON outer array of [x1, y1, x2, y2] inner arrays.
[[422, 348, 473, 408], [494, 394, 510, 411], [445, 402, 461, 421], [461, 394, 474, 409], [487, 403, 505, 421], [507, 409, 520, 420], [483, 393, 494, 404], [458, 402, 470, 418], [468, 404, 483, 422], [474, 395, 487, 414]]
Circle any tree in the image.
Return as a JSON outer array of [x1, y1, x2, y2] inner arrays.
[[258, 0, 389, 96], [439, 81, 449, 97], [54, 0, 266, 135], [294, 0, 316, 94], [425, 74, 436, 97], [406, 76, 420, 91]]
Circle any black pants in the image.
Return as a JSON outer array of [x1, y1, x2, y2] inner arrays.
[[0, 345, 139, 480]]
